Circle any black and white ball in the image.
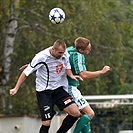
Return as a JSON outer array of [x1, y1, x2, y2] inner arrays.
[[49, 8, 65, 24]]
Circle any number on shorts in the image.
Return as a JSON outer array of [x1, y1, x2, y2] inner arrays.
[[78, 98, 85, 105], [45, 113, 51, 119]]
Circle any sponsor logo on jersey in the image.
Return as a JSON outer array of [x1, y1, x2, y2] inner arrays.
[[56, 64, 63, 74]]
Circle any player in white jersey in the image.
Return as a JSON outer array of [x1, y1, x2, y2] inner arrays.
[[9, 39, 83, 133]]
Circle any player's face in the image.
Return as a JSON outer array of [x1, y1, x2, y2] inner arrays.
[[80, 44, 91, 55], [52, 46, 65, 59]]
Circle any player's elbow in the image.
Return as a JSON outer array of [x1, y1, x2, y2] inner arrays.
[[80, 74, 90, 80], [79, 71, 90, 80]]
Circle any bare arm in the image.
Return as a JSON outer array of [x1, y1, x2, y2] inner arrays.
[[80, 66, 110, 80], [10, 72, 27, 96], [19, 64, 29, 71], [66, 69, 83, 81]]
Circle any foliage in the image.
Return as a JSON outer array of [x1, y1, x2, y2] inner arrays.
[[91, 105, 133, 133], [1, 0, 133, 126]]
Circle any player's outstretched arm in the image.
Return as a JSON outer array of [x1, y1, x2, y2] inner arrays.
[[10, 72, 27, 96], [79, 66, 110, 80]]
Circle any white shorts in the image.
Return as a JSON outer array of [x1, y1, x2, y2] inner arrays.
[[64, 86, 89, 110]]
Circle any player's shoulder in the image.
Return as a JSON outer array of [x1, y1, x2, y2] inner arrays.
[[67, 46, 78, 55], [34, 47, 51, 62], [37, 47, 51, 57], [67, 46, 75, 51]]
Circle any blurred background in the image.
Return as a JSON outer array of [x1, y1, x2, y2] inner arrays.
[[0, 0, 133, 133]]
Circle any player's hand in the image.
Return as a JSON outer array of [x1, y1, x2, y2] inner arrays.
[[72, 75, 83, 81], [102, 66, 110, 74], [10, 88, 18, 96], [19, 64, 28, 71]]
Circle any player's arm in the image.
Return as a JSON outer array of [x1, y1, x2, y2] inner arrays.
[[19, 64, 29, 71], [66, 69, 83, 81], [10, 72, 27, 96], [79, 66, 110, 80]]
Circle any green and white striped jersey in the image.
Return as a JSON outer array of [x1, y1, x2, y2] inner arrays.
[[67, 46, 87, 87]]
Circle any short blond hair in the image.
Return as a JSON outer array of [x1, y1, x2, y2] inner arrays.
[[53, 39, 66, 50]]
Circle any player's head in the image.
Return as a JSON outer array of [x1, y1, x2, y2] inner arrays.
[[51, 39, 66, 59], [74, 37, 91, 55]]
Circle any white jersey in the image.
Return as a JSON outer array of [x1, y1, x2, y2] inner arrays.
[[23, 46, 71, 91]]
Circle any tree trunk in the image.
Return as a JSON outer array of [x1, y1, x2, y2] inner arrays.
[[2, 1, 18, 85]]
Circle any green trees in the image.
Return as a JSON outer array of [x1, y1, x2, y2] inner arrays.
[[0, 0, 133, 132], [0, 0, 133, 115]]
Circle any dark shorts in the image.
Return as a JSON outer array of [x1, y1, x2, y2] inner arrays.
[[36, 86, 75, 121]]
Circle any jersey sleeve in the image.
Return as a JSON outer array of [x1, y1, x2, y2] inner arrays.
[[23, 64, 34, 76], [23, 53, 46, 76]]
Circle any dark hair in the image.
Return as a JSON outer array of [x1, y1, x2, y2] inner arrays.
[[75, 37, 90, 51]]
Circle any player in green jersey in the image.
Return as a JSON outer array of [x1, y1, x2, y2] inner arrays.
[[57, 37, 110, 133]]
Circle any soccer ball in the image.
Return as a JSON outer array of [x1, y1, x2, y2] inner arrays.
[[49, 8, 65, 24]]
